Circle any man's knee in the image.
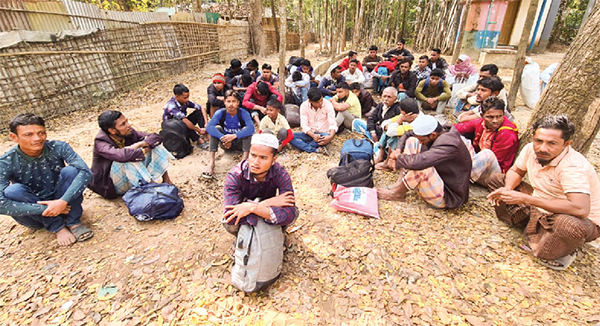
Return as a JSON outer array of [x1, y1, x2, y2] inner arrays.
[[553, 214, 594, 241], [276, 129, 288, 142], [487, 173, 505, 191], [4, 184, 30, 201], [60, 166, 79, 180], [223, 223, 239, 235]]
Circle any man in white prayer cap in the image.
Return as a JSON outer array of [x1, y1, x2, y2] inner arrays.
[[378, 114, 472, 209], [222, 133, 299, 236]]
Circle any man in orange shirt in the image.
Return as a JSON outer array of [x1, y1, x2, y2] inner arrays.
[[487, 115, 600, 270]]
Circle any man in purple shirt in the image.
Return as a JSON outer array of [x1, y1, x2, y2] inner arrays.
[[222, 133, 299, 240], [162, 84, 209, 149]]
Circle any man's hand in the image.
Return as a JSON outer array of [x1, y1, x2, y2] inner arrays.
[[221, 134, 237, 144], [426, 98, 438, 106], [387, 148, 403, 171], [223, 203, 256, 225], [487, 187, 527, 206], [195, 127, 206, 134], [317, 133, 334, 146], [381, 76, 390, 81], [256, 106, 267, 114], [371, 132, 379, 143], [402, 112, 417, 123], [38, 199, 70, 217], [261, 192, 295, 207]]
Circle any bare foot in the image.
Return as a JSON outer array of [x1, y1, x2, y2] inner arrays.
[[377, 187, 406, 201], [375, 161, 393, 171], [162, 171, 173, 185], [56, 227, 76, 246]]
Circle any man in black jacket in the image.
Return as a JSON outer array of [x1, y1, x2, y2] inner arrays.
[[389, 58, 418, 101], [366, 87, 401, 142], [383, 39, 415, 62]]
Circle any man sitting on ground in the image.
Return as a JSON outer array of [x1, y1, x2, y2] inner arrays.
[[242, 80, 283, 126], [227, 73, 253, 99], [362, 45, 383, 73], [455, 65, 506, 111], [0, 114, 93, 246], [285, 70, 310, 105], [204, 90, 255, 178], [415, 68, 451, 114], [412, 55, 432, 82], [487, 115, 600, 270], [289, 88, 337, 154], [339, 51, 364, 72], [163, 83, 209, 149], [318, 66, 345, 98], [89, 110, 172, 199], [428, 48, 449, 71], [207, 73, 227, 116], [390, 58, 418, 101], [378, 115, 471, 209], [256, 63, 280, 88], [455, 97, 518, 186], [383, 39, 415, 62], [259, 99, 294, 152], [331, 82, 362, 130], [224, 59, 243, 83], [350, 82, 376, 117], [457, 76, 505, 122], [371, 59, 396, 95], [222, 133, 299, 249], [366, 87, 401, 142], [242, 59, 261, 81], [342, 59, 366, 85]]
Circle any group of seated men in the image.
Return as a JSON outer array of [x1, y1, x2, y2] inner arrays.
[[1, 47, 598, 272]]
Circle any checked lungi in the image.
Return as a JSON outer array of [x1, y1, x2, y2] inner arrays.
[[460, 137, 501, 184], [401, 137, 445, 208], [110, 145, 173, 195]]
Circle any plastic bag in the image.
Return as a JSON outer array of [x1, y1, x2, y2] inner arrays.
[[330, 185, 380, 218], [520, 58, 541, 109]]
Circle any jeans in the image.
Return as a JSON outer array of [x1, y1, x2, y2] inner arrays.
[[4, 166, 83, 233], [186, 109, 205, 142], [289, 132, 329, 153]]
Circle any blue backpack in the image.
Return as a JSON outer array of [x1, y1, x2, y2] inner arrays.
[[339, 139, 373, 165], [123, 182, 184, 221]]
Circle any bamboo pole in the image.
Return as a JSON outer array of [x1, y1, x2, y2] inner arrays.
[[0, 7, 139, 25], [452, 0, 471, 62]]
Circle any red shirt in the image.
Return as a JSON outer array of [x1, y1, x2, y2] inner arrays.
[[339, 58, 364, 72]]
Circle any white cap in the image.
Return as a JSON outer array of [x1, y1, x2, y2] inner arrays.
[[251, 133, 279, 150], [458, 54, 469, 62], [410, 115, 439, 136]]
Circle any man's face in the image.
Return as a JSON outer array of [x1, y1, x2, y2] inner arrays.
[[430, 51, 439, 62], [349, 62, 357, 73], [396, 43, 404, 51], [351, 89, 361, 97], [225, 96, 239, 113], [369, 50, 377, 58], [231, 66, 241, 73], [331, 69, 341, 80], [351, 54, 358, 60], [532, 128, 571, 165], [381, 89, 395, 106], [415, 133, 436, 147], [482, 108, 504, 131], [429, 76, 441, 87], [479, 70, 492, 79], [418, 58, 428, 69], [301, 65, 310, 74], [10, 124, 47, 156], [336, 88, 350, 99], [265, 105, 279, 121], [310, 98, 323, 109], [262, 69, 272, 80], [400, 62, 410, 74], [214, 82, 224, 91], [248, 145, 276, 178], [175, 92, 190, 105], [476, 85, 495, 103], [110, 115, 133, 137]]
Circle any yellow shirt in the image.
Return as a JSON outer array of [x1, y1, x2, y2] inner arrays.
[[514, 143, 600, 225], [259, 113, 291, 133], [332, 92, 362, 118]]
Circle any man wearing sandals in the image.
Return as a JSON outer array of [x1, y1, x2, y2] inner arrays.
[[0, 114, 94, 246], [487, 115, 600, 270]]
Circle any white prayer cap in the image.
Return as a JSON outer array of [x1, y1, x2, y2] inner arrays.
[[251, 133, 279, 150], [458, 54, 469, 62], [410, 115, 439, 136]]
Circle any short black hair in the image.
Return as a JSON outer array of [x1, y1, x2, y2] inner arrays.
[[332, 66, 342, 73], [301, 59, 311, 67], [337, 82, 350, 90], [98, 110, 123, 133], [349, 51, 357, 57], [397, 39, 406, 45], [349, 82, 362, 91], [349, 59, 359, 65], [292, 70, 303, 82], [477, 76, 504, 93], [399, 58, 412, 66], [307, 88, 323, 102], [173, 84, 189, 95], [230, 59, 242, 68], [247, 59, 259, 68], [267, 99, 282, 110], [256, 81, 270, 95], [368, 45, 378, 51], [419, 55, 429, 61], [241, 73, 253, 87], [430, 68, 444, 78], [532, 115, 575, 141], [262, 63, 272, 70], [9, 113, 45, 134], [431, 48, 441, 54], [480, 64, 499, 76], [400, 98, 419, 114], [480, 97, 505, 115], [224, 89, 241, 102]]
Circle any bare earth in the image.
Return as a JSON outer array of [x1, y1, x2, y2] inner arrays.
[[1, 44, 599, 326]]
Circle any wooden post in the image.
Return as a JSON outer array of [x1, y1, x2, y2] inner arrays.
[[278, 0, 288, 103], [270, 0, 280, 52], [452, 0, 471, 62], [299, 0, 305, 57]]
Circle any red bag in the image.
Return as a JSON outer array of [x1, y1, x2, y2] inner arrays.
[[330, 185, 380, 219]]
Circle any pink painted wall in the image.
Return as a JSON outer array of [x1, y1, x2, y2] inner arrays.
[[465, 0, 509, 32]]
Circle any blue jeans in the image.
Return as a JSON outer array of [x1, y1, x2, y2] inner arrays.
[[4, 166, 83, 233], [289, 132, 329, 153]]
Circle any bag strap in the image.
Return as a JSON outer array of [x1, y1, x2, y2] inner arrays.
[[244, 226, 255, 266]]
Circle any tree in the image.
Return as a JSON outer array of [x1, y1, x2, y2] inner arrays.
[[522, 2, 600, 154], [278, 0, 288, 102], [249, 0, 265, 56]]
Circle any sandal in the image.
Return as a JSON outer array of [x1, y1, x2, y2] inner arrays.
[[196, 142, 209, 150], [538, 252, 577, 271], [70, 225, 94, 242], [201, 171, 213, 179]]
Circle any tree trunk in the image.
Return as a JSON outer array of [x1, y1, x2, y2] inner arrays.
[[452, 0, 471, 62], [325, 0, 329, 52], [249, 0, 265, 56], [341, 5, 347, 51], [278, 0, 288, 102], [299, 0, 305, 57], [507, 0, 540, 110], [352, 0, 361, 48], [400, 0, 408, 38], [270, 0, 280, 52], [522, 2, 600, 154]]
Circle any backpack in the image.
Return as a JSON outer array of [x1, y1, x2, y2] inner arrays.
[[339, 139, 373, 165], [122, 182, 184, 221], [283, 104, 300, 128], [219, 108, 246, 129], [231, 218, 283, 293], [422, 77, 444, 95], [160, 119, 193, 159], [327, 159, 374, 189]]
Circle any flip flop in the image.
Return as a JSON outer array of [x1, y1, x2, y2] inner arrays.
[[538, 252, 577, 271], [196, 142, 209, 150], [70, 225, 94, 242], [201, 171, 213, 179]]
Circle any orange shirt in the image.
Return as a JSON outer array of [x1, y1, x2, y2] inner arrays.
[[514, 143, 600, 225]]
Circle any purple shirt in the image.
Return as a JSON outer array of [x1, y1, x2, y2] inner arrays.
[[162, 96, 201, 121], [223, 160, 297, 226]]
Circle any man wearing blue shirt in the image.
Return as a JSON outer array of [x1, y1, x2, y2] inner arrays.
[[0, 114, 93, 246]]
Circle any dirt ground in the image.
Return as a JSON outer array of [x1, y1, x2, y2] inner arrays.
[[1, 44, 600, 326]]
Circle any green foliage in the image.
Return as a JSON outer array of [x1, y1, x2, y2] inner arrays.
[[551, 0, 591, 45]]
